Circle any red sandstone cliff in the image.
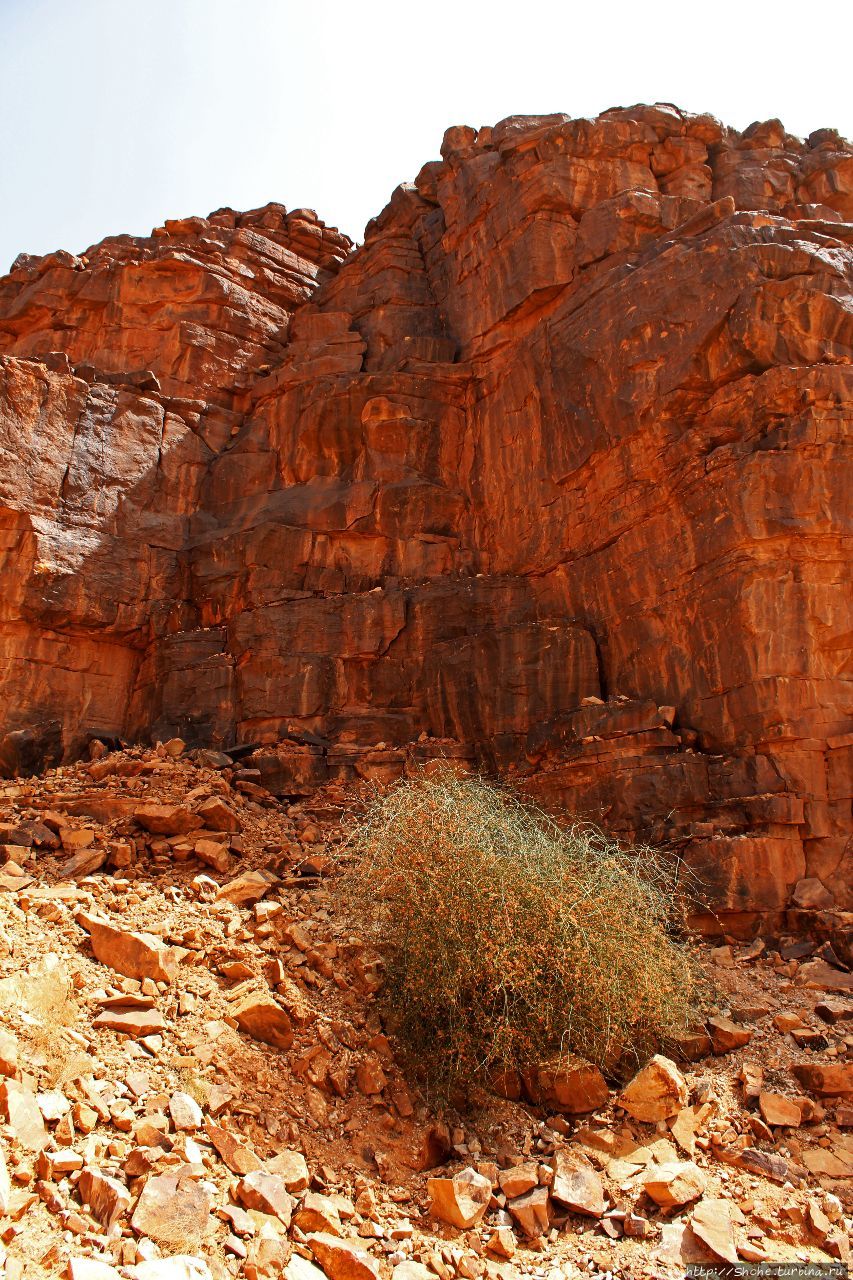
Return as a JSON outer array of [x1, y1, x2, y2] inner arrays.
[[0, 105, 850, 929]]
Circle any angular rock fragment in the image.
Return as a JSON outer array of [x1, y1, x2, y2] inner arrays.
[[427, 1166, 491, 1228], [0, 1079, 48, 1150], [708, 1016, 752, 1054], [236, 1169, 294, 1225], [197, 796, 241, 832], [792, 1061, 852, 1096], [216, 870, 278, 906], [689, 1198, 739, 1265], [78, 913, 178, 983], [131, 1172, 211, 1245], [523, 1055, 609, 1114], [643, 1160, 706, 1208], [619, 1055, 688, 1122], [92, 1007, 166, 1038], [204, 1121, 261, 1175], [234, 992, 293, 1050], [507, 1184, 550, 1238], [550, 1148, 606, 1216], [134, 805, 203, 836], [758, 1091, 802, 1127], [267, 1147, 310, 1191], [307, 1232, 382, 1280], [78, 1166, 132, 1228]]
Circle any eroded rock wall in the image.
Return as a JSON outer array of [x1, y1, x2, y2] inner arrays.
[[0, 106, 850, 928]]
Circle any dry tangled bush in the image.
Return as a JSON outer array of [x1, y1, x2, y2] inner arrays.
[[338, 768, 700, 1095]]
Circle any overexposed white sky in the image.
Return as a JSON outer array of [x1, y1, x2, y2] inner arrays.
[[2, 0, 851, 271]]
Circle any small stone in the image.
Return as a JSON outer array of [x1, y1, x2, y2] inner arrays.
[[619, 1055, 688, 1122], [427, 1167, 491, 1228]]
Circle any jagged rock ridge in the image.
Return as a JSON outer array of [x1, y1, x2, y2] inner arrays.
[[0, 104, 851, 930]]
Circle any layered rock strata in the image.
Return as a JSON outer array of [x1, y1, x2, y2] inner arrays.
[[0, 106, 851, 928]]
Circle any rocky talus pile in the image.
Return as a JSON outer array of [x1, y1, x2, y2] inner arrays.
[[0, 104, 850, 931], [0, 742, 851, 1278]]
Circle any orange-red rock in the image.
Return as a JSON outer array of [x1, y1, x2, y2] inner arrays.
[[0, 109, 850, 923]]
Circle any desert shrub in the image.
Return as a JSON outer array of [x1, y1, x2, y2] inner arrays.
[[338, 768, 699, 1095]]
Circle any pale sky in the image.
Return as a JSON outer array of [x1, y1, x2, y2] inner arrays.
[[2, 0, 852, 272]]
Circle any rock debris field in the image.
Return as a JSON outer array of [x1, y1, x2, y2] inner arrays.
[[0, 740, 850, 1279]]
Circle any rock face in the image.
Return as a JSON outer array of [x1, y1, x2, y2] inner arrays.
[[0, 106, 851, 927]]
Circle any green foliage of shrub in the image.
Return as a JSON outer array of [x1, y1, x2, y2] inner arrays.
[[338, 768, 700, 1095]]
